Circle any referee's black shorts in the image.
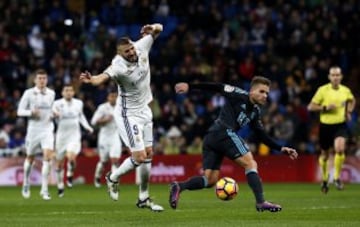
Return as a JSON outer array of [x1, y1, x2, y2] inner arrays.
[[202, 129, 250, 170], [319, 122, 349, 150]]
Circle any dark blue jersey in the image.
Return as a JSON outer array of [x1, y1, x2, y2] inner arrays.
[[189, 82, 282, 151]]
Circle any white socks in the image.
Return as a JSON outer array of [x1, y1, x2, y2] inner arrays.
[[41, 160, 50, 193], [138, 160, 152, 200], [66, 161, 75, 178], [94, 162, 104, 179], [23, 159, 32, 186], [56, 168, 64, 189], [110, 157, 152, 200], [110, 157, 137, 182]]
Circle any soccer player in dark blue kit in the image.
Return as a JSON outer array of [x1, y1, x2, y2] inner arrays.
[[169, 76, 298, 212]]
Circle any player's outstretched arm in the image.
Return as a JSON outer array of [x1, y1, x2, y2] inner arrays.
[[281, 147, 298, 160], [80, 71, 110, 86], [140, 23, 163, 39]]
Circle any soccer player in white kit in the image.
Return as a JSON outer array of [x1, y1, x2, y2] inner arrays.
[[52, 84, 93, 197], [17, 69, 55, 200], [91, 90, 122, 188], [80, 23, 164, 211]]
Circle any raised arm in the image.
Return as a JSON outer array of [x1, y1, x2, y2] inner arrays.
[[175, 82, 225, 94], [175, 82, 247, 98], [79, 71, 110, 86], [79, 106, 93, 133], [140, 23, 163, 40]]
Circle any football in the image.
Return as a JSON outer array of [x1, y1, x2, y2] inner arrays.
[[215, 177, 238, 201]]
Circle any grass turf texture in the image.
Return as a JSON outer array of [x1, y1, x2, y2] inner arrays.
[[1, 183, 360, 227]]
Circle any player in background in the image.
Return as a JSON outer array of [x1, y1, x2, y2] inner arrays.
[[307, 66, 355, 193], [169, 77, 298, 212], [91, 90, 122, 188], [17, 69, 55, 200], [52, 84, 93, 197], [80, 23, 164, 211]]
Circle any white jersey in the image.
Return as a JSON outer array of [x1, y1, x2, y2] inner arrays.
[[104, 35, 154, 113], [53, 98, 92, 142], [17, 87, 55, 133], [91, 102, 118, 143]]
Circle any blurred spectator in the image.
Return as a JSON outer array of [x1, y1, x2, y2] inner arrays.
[[186, 136, 203, 155], [8, 129, 24, 149], [163, 126, 185, 155], [0, 124, 10, 149]]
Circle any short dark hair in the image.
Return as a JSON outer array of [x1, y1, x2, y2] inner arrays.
[[117, 37, 131, 46], [108, 87, 118, 94], [250, 76, 271, 88], [63, 83, 73, 88], [35, 68, 47, 76]]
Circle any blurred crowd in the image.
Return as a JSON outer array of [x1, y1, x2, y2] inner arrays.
[[0, 0, 360, 157]]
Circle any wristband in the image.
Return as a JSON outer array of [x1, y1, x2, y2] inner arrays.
[[322, 106, 327, 112]]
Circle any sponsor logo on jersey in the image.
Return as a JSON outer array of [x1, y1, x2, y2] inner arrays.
[[224, 85, 235, 92]]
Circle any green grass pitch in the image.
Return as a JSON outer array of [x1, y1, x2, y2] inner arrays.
[[1, 183, 360, 227]]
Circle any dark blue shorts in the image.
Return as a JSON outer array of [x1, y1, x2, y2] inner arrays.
[[202, 129, 249, 170]]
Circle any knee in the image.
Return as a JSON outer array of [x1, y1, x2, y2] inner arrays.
[[335, 146, 345, 154], [321, 152, 330, 160], [43, 150, 54, 161], [27, 156, 35, 163], [56, 160, 64, 168], [132, 151, 147, 164], [243, 159, 258, 171], [145, 147, 153, 159]]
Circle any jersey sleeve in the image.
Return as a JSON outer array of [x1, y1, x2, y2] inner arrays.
[[78, 101, 92, 131], [346, 87, 354, 100], [189, 83, 247, 98], [52, 100, 60, 113], [103, 62, 127, 79], [250, 110, 282, 151], [134, 35, 154, 53], [17, 90, 32, 117], [91, 105, 103, 126], [49, 89, 55, 103], [310, 87, 324, 105]]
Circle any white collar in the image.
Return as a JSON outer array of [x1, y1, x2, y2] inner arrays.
[[34, 87, 47, 94]]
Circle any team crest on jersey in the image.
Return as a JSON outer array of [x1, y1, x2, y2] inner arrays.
[[135, 136, 141, 143], [224, 85, 235, 92], [140, 57, 147, 65]]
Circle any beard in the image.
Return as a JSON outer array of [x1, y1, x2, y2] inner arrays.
[[125, 55, 138, 63]]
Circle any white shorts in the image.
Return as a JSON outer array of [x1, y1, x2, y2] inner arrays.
[[98, 135, 121, 162], [25, 130, 54, 156], [55, 137, 81, 160], [114, 105, 153, 152]]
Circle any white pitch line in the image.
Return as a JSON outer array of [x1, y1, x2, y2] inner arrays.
[[16, 210, 124, 216], [298, 206, 352, 210]]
